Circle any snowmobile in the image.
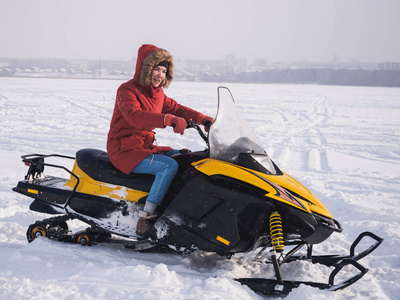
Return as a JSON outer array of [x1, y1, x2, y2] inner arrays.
[[13, 87, 383, 296]]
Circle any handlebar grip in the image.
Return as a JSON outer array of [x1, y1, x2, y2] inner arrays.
[[172, 121, 193, 129], [204, 119, 212, 129]]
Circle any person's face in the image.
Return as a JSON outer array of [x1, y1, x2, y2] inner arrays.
[[151, 65, 167, 88]]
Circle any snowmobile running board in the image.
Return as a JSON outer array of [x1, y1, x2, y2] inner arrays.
[[236, 231, 383, 296]]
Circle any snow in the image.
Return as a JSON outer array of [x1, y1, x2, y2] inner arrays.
[[1, 77, 399, 299]]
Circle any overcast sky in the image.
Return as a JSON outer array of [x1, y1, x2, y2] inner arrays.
[[1, 0, 399, 62]]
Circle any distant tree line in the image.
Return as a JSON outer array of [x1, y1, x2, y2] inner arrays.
[[2, 58, 400, 87], [202, 69, 400, 87]]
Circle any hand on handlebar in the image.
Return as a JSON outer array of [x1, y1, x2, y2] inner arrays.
[[197, 114, 215, 132], [164, 114, 186, 135]]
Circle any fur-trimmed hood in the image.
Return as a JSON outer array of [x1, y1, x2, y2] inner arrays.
[[133, 44, 174, 88]]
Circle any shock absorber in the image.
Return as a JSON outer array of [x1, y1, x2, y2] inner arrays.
[[270, 211, 284, 252]]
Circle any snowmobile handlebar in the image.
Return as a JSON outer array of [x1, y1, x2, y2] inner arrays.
[[186, 120, 209, 146], [171, 119, 209, 146]]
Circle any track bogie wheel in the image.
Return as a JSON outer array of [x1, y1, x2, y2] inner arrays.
[[76, 233, 92, 246], [27, 224, 48, 243]]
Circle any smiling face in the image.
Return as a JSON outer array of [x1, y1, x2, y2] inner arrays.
[[150, 65, 167, 88]]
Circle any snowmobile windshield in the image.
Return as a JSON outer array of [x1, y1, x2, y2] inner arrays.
[[209, 87, 278, 175]]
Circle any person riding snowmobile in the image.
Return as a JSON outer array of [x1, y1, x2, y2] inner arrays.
[[107, 44, 214, 235]]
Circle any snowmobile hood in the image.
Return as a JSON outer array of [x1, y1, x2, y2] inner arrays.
[[193, 158, 332, 218], [262, 171, 332, 218]]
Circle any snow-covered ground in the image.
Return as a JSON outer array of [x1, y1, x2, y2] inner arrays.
[[0, 77, 399, 299]]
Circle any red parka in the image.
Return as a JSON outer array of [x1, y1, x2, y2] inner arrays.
[[107, 44, 206, 174]]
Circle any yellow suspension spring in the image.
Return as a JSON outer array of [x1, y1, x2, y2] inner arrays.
[[270, 211, 284, 252]]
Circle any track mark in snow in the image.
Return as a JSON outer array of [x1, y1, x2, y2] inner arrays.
[[0, 93, 8, 101], [270, 95, 332, 173]]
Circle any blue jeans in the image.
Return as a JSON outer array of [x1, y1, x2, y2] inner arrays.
[[131, 151, 179, 206]]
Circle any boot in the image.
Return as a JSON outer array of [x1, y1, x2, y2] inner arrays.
[[136, 211, 158, 236]]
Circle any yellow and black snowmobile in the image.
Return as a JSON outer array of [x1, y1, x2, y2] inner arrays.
[[13, 87, 383, 296]]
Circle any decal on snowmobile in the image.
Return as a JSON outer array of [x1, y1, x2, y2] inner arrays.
[[27, 188, 39, 194], [64, 157, 150, 203], [193, 158, 311, 212], [216, 235, 230, 246]]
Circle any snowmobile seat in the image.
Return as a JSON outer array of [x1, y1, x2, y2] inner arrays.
[[75, 148, 154, 192]]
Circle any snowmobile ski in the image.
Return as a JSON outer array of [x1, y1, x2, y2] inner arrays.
[[237, 258, 367, 296], [236, 231, 383, 295]]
